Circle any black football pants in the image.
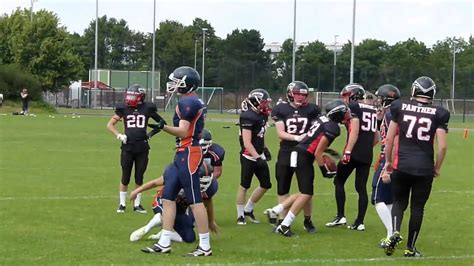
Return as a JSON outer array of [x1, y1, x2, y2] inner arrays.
[[120, 149, 149, 186]]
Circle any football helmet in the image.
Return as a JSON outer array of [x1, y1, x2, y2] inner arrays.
[[411, 76, 436, 100], [340, 83, 365, 101], [198, 160, 214, 192], [166, 66, 201, 94], [199, 129, 213, 154], [375, 84, 400, 107], [287, 81, 309, 106], [325, 99, 350, 124], [125, 84, 146, 107], [243, 88, 272, 115]]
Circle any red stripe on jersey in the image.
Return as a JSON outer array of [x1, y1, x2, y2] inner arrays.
[[306, 134, 323, 155], [187, 146, 203, 174]]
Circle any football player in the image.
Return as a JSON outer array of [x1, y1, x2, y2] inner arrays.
[[141, 66, 211, 257], [382, 76, 449, 257], [266, 99, 349, 237], [325, 83, 379, 231], [270, 81, 321, 232], [371, 84, 400, 248], [107, 84, 166, 214], [199, 128, 225, 180], [236, 89, 272, 225], [130, 161, 218, 243]]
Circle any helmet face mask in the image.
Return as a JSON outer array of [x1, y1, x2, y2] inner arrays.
[[325, 99, 349, 124], [245, 88, 272, 115], [340, 83, 365, 102], [199, 129, 212, 154], [125, 84, 146, 107], [287, 81, 309, 106], [166, 66, 200, 95]]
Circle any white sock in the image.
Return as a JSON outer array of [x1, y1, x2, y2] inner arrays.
[[144, 213, 162, 232], [236, 205, 244, 218], [119, 191, 127, 206], [199, 232, 211, 250], [134, 193, 142, 207], [170, 231, 183, 243], [158, 229, 172, 247], [375, 202, 393, 238], [272, 204, 284, 215], [281, 211, 296, 227], [244, 199, 255, 213]]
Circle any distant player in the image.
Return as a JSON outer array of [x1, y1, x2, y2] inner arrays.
[[141, 66, 212, 256], [236, 89, 272, 225], [107, 84, 166, 214], [326, 83, 379, 231], [371, 84, 400, 247], [382, 76, 449, 257], [266, 99, 349, 237], [270, 81, 320, 232]]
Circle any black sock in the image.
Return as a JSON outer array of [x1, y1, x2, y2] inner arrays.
[[304, 216, 311, 222]]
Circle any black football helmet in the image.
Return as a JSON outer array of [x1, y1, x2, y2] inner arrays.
[[411, 76, 436, 100], [199, 128, 213, 154], [243, 88, 272, 115], [340, 83, 365, 101], [375, 84, 400, 107], [125, 84, 146, 107], [287, 81, 309, 106], [166, 66, 201, 94], [325, 99, 350, 124]]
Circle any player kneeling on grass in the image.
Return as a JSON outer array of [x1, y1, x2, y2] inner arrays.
[[130, 161, 219, 243], [265, 99, 349, 237]]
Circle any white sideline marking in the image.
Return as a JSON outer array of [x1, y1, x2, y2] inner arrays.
[[250, 255, 474, 265]]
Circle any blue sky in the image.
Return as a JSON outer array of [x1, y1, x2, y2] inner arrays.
[[1, 0, 472, 46]]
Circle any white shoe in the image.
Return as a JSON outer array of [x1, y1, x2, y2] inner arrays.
[[325, 216, 347, 227], [148, 230, 162, 240], [130, 226, 148, 241]]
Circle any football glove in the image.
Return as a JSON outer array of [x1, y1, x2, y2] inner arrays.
[[117, 134, 127, 144], [341, 151, 351, 164], [148, 118, 167, 130], [319, 164, 336, 179], [263, 147, 272, 161], [200, 174, 213, 192]]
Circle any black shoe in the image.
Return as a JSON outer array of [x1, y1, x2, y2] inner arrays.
[[133, 205, 147, 214], [244, 210, 260, 224], [276, 224, 294, 237], [237, 216, 246, 225], [141, 243, 171, 254], [116, 205, 126, 213], [384, 231, 403, 256], [263, 209, 277, 225], [303, 219, 316, 233], [404, 247, 422, 257], [184, 246, 212, 257]]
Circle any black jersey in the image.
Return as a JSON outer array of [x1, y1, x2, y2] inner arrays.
[[239, 109, 267, 155], [390, 99, 450, 176], [297, 116, 341, 155], [271, 102, 320, 150], [115, 102, 160, 143], [344, 102, 378, 164]]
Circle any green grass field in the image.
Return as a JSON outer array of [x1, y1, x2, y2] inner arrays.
[[0, 111, 473, 265]]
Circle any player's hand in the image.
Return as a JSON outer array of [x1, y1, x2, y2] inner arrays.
[[263, 147, 272, 161], [294, 133, 307, 142], [129, 190, 138, 202], [209, 220, 220, 234], [117, 133, 127, 144], [148, 119, 166, 130], [434, 167, 441, 178], [255, 157, 267, 167], [381, 162, 392, 183], [319, 164, 336, 179], [341, 151, 351, 164]]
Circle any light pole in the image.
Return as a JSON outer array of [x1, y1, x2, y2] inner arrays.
[[151, 0, 156, 101], [292, 0, 297, 81], [333, 34, 339, 92], [194, 39, 198, 70], [452, 42, 457, 100], [94, 0, 98, 108], [30, 0, 37, 22], [201, 28, 208, 98], [350, 0, 357, 83]]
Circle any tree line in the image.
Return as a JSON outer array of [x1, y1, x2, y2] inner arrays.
[[0, 8, 473, 101]]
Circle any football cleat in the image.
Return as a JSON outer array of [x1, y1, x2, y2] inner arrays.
[[263, 209, 278, 225], [244, 210, 260, 224], [404, 247, 422, 257], [379, 238, 390, 249], [133, 205, 147, 214], [325, 216, 347, 227], [237, 216, 246, 225], [347, 222, 365, 231], [303, 219, 316, 233], [276, 224, 294, 237], [130, 226, 148, 242], [116, 205, 126, 213], [384, 231, 403, 256], [141, 243, 171, 254], [184, 246, 213, 257]]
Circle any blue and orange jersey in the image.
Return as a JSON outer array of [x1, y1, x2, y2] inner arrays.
[[173, 95, 207, 148]]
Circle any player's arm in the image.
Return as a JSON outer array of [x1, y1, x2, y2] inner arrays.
[[129, 176, 164, 201], [275, 121, 305, 141], [382, 121, 398, 183], [314, 136, 336, 178], [373, 130, 380, 146], [162, 119, 190, 138], [242, 128, 260, 159], [106, 114, 122, 137], [345, 117, 360, 153], [204, 198, 220, 234], [212, 165, 222, 179], [434, 129, 448, 177]]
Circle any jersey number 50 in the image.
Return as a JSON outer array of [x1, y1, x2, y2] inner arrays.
[[126, 115, 146, 128], [361, 112, 377, 132]]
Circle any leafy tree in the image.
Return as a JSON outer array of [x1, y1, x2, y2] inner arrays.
[[0, 64, 41, 100]]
